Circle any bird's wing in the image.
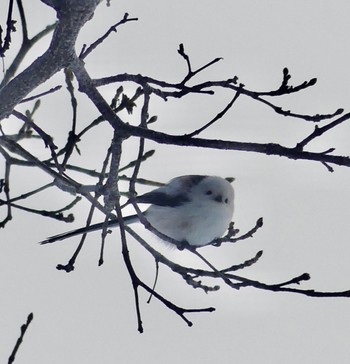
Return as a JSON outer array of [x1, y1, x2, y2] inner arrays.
[[135, 190, 189, 207], [135, 175, 206, 207]]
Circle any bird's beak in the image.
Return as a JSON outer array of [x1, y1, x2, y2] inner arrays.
[[214, 195, 223, 203]]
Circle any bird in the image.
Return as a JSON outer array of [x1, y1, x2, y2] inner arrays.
[[40, 175, 234, 247]]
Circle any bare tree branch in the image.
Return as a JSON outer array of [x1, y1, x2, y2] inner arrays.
[[1, 1, 350, 334], [8, 312, 34, 364], [0, 0, 99, 117]]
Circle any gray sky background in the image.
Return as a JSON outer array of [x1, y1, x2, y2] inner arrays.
[[1, 1, 350, 363]]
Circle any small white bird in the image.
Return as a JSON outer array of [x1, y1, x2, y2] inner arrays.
[[41, 175, 234, 247]]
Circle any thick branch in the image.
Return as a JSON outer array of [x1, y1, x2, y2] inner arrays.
[[119, 125, 350, 168], [0, 0, 99, 120]]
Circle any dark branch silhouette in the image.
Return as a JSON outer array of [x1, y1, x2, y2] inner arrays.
[[8, 312, 34, 364], [1, 0, 350, 334]]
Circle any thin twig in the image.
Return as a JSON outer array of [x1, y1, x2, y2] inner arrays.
[[79, 13, 138, 59], [178, 43, 223, 84], [185, 85, 242, 137], [8, 312, 34, 364], [20, 85, 62, 103]]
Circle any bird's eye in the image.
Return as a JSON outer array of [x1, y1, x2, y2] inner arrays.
[[224, 198, 229, 204], [206, 190, 212, 195]]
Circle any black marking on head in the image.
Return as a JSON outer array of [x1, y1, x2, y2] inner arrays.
[[176, 175, 206, 190], [188, 175, 206, 186]]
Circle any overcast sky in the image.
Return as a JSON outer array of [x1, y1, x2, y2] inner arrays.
[[1, 1, 350, 363]]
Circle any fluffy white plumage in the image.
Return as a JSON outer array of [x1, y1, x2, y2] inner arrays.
[[41, 175, 234, 247]]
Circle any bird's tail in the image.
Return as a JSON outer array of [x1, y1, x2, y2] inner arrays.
[[40, 214, 139, 244]]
